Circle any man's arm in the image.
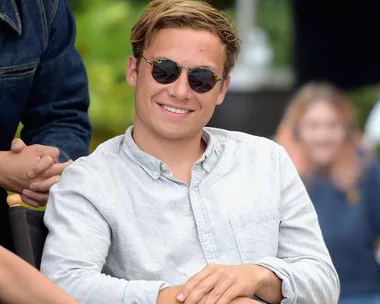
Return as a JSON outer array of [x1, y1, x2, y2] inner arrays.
[[20, 0, 91, 162], [41, 162, 170, 304], [0, 246, 78, 304], [253, 147, 340, 303]]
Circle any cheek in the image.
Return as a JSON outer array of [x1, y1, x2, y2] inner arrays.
[[197, 95, 218, 116], [136, 75, 164, 102]]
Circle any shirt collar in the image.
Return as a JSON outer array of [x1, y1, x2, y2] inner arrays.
[[0, 0, 22, 35], [122, 126, 218, 179]]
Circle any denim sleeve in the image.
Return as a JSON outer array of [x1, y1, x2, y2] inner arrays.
[[20, 0, 91, 161]]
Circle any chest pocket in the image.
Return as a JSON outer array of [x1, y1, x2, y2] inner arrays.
[[0, 59, 39, 108], [0, 59, 39, 80], [229, 208, 280, 263], [0, 59, 39, 143]]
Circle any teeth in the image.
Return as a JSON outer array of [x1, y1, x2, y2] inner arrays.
[[162, 105, 190, 114]]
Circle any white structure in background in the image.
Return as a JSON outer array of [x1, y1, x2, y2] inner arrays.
[[230, 0, 292, 91], [364, 100, 380, 148]]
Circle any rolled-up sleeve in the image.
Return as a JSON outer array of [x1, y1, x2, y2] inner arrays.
[[40, 162, 169, 304], [255, 147, 340, 303]]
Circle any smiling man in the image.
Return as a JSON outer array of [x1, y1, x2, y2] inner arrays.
[[40, 1, 340, 303]]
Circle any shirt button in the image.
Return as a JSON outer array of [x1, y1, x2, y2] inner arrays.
[[153, 171, 159, 177], [160, 163, 167, 171], [203, 164, 210, 171]]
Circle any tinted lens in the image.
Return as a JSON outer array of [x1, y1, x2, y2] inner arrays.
[[188, 68, 217, 93], [151, 59, 180, 84]]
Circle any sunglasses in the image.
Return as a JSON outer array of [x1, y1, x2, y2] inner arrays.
[[140, 55, 225, 94]]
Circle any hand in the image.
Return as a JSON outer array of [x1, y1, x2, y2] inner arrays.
[[157, 286, 261, 304], [157, 286, 183, 304], [230, 297, 261, 304], [176, 264, 276, 304], [21, 160, 72, 207], [1, 138, 69, 207], [0, 150, 43, 194], [11, 139, 60, 178]]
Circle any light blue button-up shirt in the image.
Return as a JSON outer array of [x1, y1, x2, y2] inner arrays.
[[41, 127, 339, 304]]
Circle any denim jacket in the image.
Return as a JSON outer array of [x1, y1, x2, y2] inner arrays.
[[0, 0, 91, 250], [0, 0, 91, 159]]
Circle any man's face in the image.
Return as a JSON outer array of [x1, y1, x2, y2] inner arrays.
[[127, 27, 230, 141]]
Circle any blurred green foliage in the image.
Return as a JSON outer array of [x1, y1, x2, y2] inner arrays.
[[73, 0, 145, 150], [257, 0, 293, 67]]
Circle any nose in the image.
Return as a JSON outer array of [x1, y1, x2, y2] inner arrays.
[[168, 68, 192, 100]]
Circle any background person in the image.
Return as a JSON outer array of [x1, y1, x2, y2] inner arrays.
[[276, 82, 380, 304]]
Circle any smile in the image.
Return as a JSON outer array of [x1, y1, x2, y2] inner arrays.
[[161, 104, 191, 114]]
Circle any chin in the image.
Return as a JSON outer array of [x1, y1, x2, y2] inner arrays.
[[312, 156, 335, 168], [156, 129, 191, 141], [155, 124, 202, 141]]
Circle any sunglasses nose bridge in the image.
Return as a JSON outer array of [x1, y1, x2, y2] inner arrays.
[[169, 66, 193, 98]]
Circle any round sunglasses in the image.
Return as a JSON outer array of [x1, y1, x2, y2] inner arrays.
[[140, 55, 225, 94]]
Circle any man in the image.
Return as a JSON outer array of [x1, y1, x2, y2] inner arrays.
[[41, 0, 340, 303], [0, 0, 91, 251]]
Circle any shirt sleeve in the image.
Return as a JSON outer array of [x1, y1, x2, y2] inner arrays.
[[254, 147, 340, 304], [40, 162, 169, 304]]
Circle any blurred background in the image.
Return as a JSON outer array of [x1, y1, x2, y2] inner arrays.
[[67, 0, 380, 154]]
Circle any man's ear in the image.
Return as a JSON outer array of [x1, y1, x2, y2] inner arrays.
[[216, 75, 230, 105], [126, 56, 138, 87]]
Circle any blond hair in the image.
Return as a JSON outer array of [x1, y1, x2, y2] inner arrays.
[[130, 0, 241, 76], [276, 82, 366, 195]]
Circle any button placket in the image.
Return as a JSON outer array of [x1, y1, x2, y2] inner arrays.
[[160, 163, 167, 172], [203, 164, 210, 171], [189, 167, 219, 263]]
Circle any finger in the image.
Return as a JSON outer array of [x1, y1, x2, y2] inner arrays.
[[207, 275, 236, 304], [198, 294, 209, 304], [34, 145, 60, 162], [28, 155, 55, 178], [230, 297, 260, 304], [184, 271, 222, 304], [20, 194, 44, 208], [22, 189, 49, 206], [215, 284, 242, 304], [29, 175, 61, 192], [11, 138, 27, 153], [42, 160, 72, 178], [178, 265, 218, 302]]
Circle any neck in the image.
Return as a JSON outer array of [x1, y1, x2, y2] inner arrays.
[[132, 123, 206, 174]]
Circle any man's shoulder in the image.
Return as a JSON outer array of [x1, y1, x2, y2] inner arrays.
[[69, 135, 126, 173], [205, 127, 283, 156]]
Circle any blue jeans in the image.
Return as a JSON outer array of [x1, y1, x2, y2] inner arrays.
[[339, 295, 380, 304]]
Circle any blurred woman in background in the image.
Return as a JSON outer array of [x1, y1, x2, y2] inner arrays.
[[276, 83, 380, 304]]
